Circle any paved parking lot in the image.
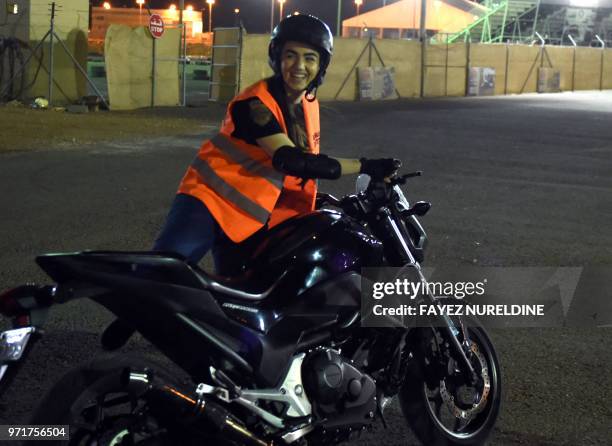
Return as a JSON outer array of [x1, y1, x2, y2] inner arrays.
[[87, 59, 210, 106], [1, 91, 611, 445]]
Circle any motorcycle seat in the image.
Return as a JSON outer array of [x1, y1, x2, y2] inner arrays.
[[35, 250, 277, 302], [124, 250, 276, 301]]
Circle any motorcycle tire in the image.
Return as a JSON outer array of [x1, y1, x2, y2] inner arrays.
[[399, 320, 502, 446], [25, 353, 194, 446]]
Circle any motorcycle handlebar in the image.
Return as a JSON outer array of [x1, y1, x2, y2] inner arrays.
[[315, 192, 341, 208], [388, 171, 423, 186], [317, 170, 423, 215]]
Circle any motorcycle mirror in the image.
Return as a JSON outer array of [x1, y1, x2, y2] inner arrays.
[[409, 201, 432, 217], [356, 174, 371, 193]]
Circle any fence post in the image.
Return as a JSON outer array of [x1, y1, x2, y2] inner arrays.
[[465, 40, 471, 97], [601, 49, 605, 91], [596, 35, 605, 90], [568, 34, 577, 92], [504, 43, 509, 95], [445, 38, 449, 96], [419, 0, 427, 98], [151, 36, 156, 107], [48, 3, 56, 105]]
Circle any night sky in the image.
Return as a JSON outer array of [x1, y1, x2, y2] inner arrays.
[[101, 0, 402, 34]]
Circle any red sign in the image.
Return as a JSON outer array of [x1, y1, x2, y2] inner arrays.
[[149, 14, 164, 39]]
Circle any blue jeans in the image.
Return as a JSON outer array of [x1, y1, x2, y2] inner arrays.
[[153, 193, 241, 274]]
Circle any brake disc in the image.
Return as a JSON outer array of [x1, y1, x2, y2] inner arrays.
[[439, 341, 491, 420]]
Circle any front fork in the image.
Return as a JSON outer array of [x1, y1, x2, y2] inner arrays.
[[437, 313, 478, 383], [410, 266, 478, 384], [379, 207, 478, 384]]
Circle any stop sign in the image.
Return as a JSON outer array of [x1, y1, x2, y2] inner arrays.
[[149, 14, 164, 39]]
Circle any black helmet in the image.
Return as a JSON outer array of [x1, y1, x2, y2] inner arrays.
[[268, 14, 334, 94]]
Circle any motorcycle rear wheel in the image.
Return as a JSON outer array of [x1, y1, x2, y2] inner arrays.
[[25, 354, 213, 446], [399, 322, 502, 446]]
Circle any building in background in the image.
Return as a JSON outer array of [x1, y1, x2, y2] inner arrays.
[[342, 0, 612, 45], [342, 0, 486, 39], [89, 6, 211, 53]]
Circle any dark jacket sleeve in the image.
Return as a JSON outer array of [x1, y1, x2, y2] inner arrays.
[[272, 146, 341, 180]]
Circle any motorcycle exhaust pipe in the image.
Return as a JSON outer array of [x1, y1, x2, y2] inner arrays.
[[123, 369, 271, 446]]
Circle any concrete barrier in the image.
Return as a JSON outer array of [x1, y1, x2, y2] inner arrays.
[[506, 45, 539, 94], [545, 46, 575, 91], [469, 44, 507, 95], [231, 34, 612, 102], [423, 42, 467, 97], [574, 47, 603, 91], [105, 25, 180, 110], [238, 35, 273, 94], [603, 49, 612, 90]]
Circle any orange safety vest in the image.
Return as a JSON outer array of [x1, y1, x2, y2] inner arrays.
[[178, 79, 321, 243]]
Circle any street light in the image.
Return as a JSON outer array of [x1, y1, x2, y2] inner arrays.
[[234, 8, 240, 26], [103, 1, 111, 9], [206, 0, 215, 33], [136, 0, 144, 25], [355, 0, 362, 15], [168, 3, 177, 20], [278, 0, 285, 20]]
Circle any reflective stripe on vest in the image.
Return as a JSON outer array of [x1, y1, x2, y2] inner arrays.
[[190, 156, 271, 225], [210, 134, 284, 189]]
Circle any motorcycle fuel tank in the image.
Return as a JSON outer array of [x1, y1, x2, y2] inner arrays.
[[215, 210, 383, 333], [240, 210, 382, 300]]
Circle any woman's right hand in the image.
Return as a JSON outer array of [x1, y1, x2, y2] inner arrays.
[[359, 158, 402, 180]]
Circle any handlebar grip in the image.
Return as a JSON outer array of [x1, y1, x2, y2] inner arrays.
[[316, 193, 341, 208]]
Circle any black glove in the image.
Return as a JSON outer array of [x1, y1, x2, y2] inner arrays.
[[359, 158, 402, 179]]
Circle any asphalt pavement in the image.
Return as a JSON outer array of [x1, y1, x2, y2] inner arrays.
[[1, 91, 611, 445]]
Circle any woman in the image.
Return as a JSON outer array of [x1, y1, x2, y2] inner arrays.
[[154, 14, 398, 274]]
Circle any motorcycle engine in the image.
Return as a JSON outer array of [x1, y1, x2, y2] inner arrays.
[[302, 349, 377, 430]]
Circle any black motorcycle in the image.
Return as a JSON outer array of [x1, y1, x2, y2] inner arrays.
[[0, 171, 501, 446]]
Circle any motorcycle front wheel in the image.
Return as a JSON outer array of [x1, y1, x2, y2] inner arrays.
[[399, 321, 502, 446]]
